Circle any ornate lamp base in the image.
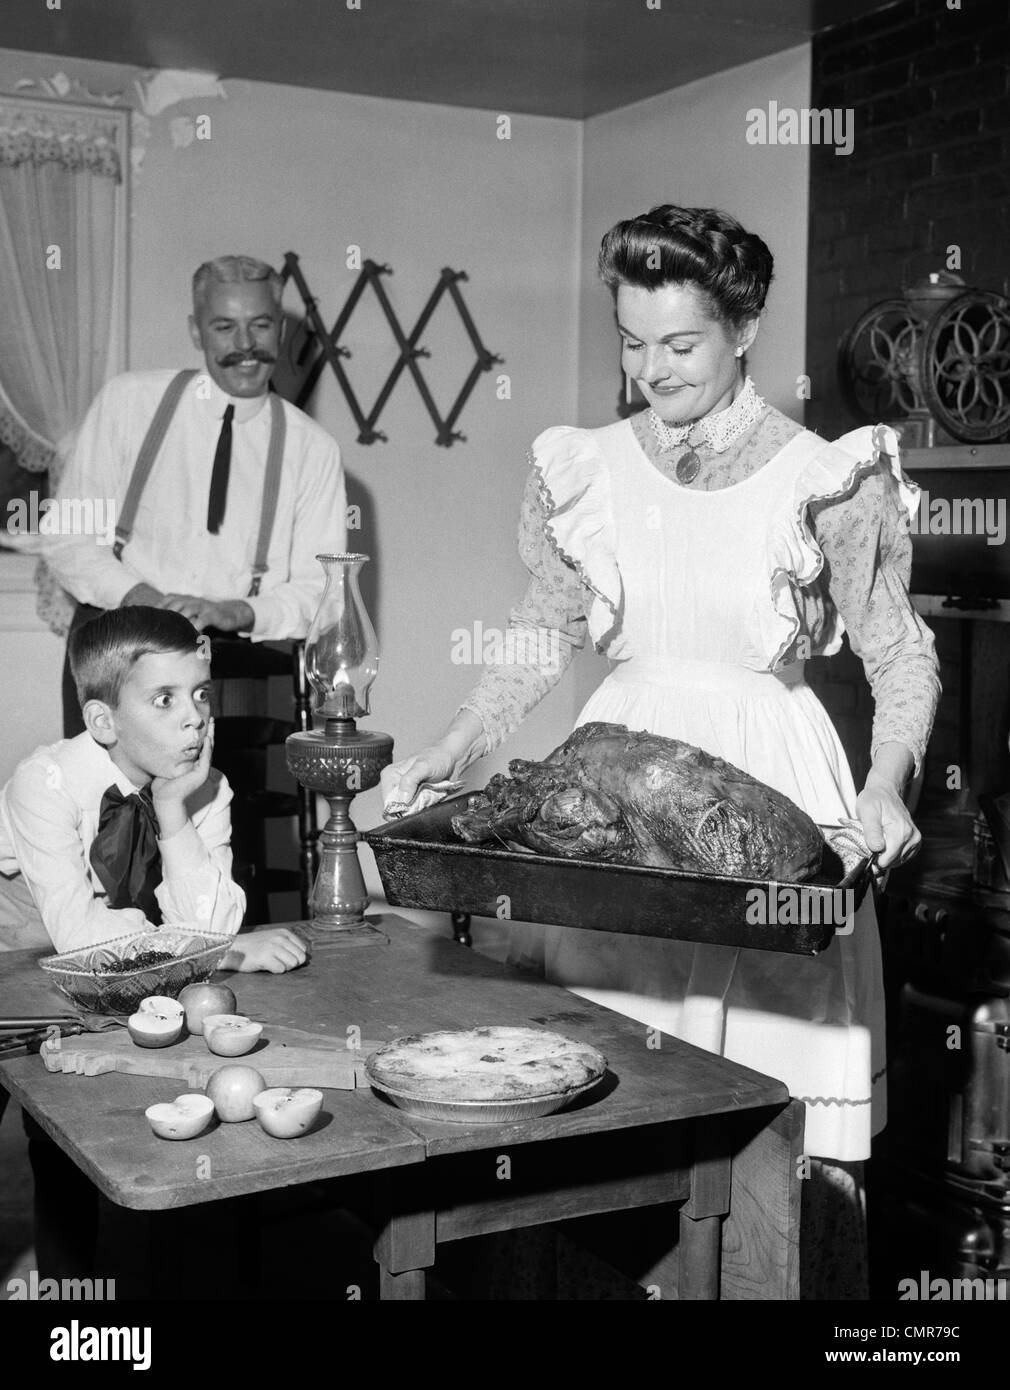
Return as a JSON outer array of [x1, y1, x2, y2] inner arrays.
[[286, 918, 389, 949], [285, 720, 393, 943]]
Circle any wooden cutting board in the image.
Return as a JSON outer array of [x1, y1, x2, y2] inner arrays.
[[39, 1024, 386, 1089]]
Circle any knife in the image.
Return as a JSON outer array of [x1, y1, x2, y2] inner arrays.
[[0, 1012, 123, 1055]]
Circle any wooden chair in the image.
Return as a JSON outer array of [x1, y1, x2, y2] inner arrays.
[[207, 635, 319, 925]]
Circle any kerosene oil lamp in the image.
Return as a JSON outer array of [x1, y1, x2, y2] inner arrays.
[[285, 554, 393, 943]]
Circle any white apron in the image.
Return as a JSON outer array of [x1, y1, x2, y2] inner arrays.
[[508, 420, 911, 1160]]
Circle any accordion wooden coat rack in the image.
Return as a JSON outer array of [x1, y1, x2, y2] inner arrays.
[[280, 252, 502, 447]]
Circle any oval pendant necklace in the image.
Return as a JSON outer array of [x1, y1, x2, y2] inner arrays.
[[675, 449, 701, 484], [648, 377, 767, 487], [653, 419, 706, 485]]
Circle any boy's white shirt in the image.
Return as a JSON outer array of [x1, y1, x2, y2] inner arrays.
[[0, 732, 245, 952]]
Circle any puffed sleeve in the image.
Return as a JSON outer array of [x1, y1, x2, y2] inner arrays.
[[457, 454, 589, 756], [811, 451, 941, 777]]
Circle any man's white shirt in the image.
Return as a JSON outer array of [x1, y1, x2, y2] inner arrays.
[[45, 369, 347, 639]]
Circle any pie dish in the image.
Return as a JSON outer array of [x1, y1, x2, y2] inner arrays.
[[365, 1025, 608, 1123]]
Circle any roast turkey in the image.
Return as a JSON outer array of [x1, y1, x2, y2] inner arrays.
[[451, 722, 823, 881]]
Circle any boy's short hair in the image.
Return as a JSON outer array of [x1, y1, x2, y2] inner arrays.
[[69, 607, 204, 708]]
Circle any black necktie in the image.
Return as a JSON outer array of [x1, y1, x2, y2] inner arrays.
[[207, 403, 235, 534], [89, 785, 164, 925]]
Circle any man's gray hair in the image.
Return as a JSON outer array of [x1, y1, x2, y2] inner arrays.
[[192, 255, 283, 314]]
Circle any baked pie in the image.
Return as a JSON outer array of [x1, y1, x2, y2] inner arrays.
[[365, 1025, 607, 1104]]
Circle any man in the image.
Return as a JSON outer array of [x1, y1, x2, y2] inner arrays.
[[46, 254, 346, 734]]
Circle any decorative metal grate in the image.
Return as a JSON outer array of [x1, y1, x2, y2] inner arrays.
[[841, 299, 921, 422], [922, 292, 1010, 443], [279, 253, 503, 447], [840, 276, 1010, 446]]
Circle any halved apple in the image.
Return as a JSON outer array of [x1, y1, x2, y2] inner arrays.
[[128, 995, 185, 1048], [253, 1087, 324, 1138], [201, 1014, 264, 1057], [145, 1093, 215, 1140]]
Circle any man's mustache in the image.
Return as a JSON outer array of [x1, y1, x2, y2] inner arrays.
[[216, 349, 277, 367]]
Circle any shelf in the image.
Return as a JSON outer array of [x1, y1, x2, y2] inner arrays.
[[911, 595, 1010, 623], [903, 443, 1010, 471]]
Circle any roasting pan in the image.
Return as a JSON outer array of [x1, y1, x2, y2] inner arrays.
[[363, 795, 873, 956]]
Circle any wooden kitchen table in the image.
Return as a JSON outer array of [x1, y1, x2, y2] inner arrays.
[[0, 915, 803, 1300]]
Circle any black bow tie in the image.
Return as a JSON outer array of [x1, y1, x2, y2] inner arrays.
[[89, 785, 164, 925]]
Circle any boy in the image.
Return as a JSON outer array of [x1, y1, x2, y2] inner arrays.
[[0, 607, 306, 1282], [0, 605, 306, 971]]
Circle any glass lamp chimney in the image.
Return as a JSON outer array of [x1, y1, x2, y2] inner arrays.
[[304, 553, 379, 722]]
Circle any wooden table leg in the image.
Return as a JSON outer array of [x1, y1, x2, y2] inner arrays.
[[372, 1169, 435, 1302], [721, 1098, 804, 1300], [678, 1115, 732, 1300], [678, 1212, 723, 1299], [644, 1104, 801, 1301], [378, 1265, 427, 1300]]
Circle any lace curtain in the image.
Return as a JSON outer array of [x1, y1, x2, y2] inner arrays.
[[0, 96, 129, 634]]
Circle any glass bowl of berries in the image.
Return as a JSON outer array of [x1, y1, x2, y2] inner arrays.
[[39, 929, 234, 1015]]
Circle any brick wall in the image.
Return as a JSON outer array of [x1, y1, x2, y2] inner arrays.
[[806, 0, 1010, 442], [803, 0, 1010, 798]]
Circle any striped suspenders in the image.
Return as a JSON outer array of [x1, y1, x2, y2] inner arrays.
[[112, 371, 287, 598]]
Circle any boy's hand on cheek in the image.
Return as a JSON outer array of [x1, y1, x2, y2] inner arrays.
[[151, 718, 215, 838], [222, 927, 310, 974]]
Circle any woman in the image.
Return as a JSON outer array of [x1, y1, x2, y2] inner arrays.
[[381, 205, 940, 1298]]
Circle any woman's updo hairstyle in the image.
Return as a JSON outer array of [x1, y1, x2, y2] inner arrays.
[[598, 205, 774, 332]]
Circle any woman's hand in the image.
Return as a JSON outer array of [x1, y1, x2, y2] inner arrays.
[[221, 927, 310, 974], [855, 771, 922, 874], [855, 742, 921, 875], [380, 744, 458, 818]]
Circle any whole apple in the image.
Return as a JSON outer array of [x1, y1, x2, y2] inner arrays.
[[205, 1064, 267, 1122], [178, 982, 237, 1036]]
